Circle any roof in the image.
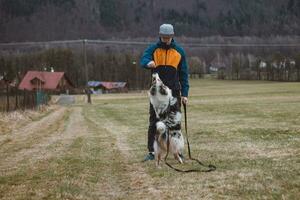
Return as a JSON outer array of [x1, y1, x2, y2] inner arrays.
[[88, 81, 127, 90], [18, 71, 72, 91]]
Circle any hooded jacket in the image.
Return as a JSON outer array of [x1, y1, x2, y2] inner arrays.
[[140, 39, 189, 97]]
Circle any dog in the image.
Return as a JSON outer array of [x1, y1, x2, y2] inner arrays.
[[149, 73, 184, 167]]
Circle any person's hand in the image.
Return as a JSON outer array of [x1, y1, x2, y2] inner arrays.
[[181, 97, 188, 105], [147, 61, 156, 68]]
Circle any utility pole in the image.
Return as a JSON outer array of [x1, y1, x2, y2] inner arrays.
[[83, 39, 91, 103], [83, 39, 88, 84], [239, 52, 241, 80], [133, 60, 138, 89], [6, 80, 9, 112]]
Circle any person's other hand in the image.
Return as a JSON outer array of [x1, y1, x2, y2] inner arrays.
[[147, 61, 156, 68], [181, 97, 188, 105]]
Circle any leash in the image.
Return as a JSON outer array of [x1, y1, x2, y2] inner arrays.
[[164, 102, 216, 173]]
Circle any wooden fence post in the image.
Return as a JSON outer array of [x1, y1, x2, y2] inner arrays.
[[23, 89, 26, 110], [15, 87, 18, 110], [6, 83, 9, 112]]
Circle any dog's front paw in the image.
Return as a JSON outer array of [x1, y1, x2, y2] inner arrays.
[[156, 121, 166, 133]]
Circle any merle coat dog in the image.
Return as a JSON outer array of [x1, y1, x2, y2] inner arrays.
[[149, 73, 184, 167]]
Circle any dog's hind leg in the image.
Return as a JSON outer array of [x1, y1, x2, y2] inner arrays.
[[154, 141, 161, 168], [156, 153, 162, 168], [174, 153, 183, 164]]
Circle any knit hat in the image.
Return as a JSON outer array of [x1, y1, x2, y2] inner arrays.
[[159, 24, 174, 37]]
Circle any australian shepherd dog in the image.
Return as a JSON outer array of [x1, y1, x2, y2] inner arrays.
[[149, 73, 184, 167]]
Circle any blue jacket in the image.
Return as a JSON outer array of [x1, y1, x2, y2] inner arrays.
[[140, 39, 189, 97]]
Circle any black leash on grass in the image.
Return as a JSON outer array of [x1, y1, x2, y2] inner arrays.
[[164, 102, 216, 173]]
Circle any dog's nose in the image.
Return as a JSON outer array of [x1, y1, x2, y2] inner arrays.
[[152, 73, 159, 83]]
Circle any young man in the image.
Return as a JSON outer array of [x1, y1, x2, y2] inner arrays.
[[140, 23, 189, 161]]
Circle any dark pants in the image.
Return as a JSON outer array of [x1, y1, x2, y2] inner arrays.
[[147, 90, 181, 152]]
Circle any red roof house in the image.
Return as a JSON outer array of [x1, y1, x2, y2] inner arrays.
[[18, 71, 73, 91]]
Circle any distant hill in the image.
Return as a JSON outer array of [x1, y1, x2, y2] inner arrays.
[[0, 0, 300, 42]]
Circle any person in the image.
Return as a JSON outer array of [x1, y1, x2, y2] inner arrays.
[[140, 23, 189, 161]]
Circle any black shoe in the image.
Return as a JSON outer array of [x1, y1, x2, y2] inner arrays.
[[143, 152, 155, 162]]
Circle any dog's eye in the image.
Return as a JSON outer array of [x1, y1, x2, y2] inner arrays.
[[159, 85, 167, 95]]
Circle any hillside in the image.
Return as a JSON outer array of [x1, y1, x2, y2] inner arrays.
[[0, 0, 300, 42]]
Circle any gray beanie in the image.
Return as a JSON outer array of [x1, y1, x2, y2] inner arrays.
[[159, 24, 174, 36]]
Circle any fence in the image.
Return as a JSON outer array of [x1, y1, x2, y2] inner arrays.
[[0, 85, 47, 112]]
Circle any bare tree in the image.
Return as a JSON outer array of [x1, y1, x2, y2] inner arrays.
[[188, 56, 204, 78], [231, 55, 240, 80], [295, 53, 300, 81]]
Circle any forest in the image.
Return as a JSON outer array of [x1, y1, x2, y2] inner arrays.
[[0, 0, 300, 42]]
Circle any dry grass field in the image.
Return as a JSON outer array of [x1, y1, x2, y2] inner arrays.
[[0, 79, 299, 199]]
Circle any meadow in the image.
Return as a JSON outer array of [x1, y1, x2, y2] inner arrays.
[[0, 79, 299, 199]]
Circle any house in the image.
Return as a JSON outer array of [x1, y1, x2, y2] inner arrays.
[[0, 79, 7, 89], [0, 77, 15, 89], [87, 81, 127, 94], [18, 71, 74, 93]]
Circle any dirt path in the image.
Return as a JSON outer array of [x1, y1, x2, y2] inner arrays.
[[0, 106, 89, 173], [0, 100, 170, 200], [0, 104, 161, 199], [0, 107, 66, 145], [87, 115, 163, 199], [0, 107, 66, 170]]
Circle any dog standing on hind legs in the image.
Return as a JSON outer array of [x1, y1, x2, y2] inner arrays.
[[149, 73, 184, 167]]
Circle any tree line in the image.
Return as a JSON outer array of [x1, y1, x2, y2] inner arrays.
[[1, 0, 300, 42], [1, 46, 300, 95], [0, 48, 151, 91], [216, 52, 300, 81]]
